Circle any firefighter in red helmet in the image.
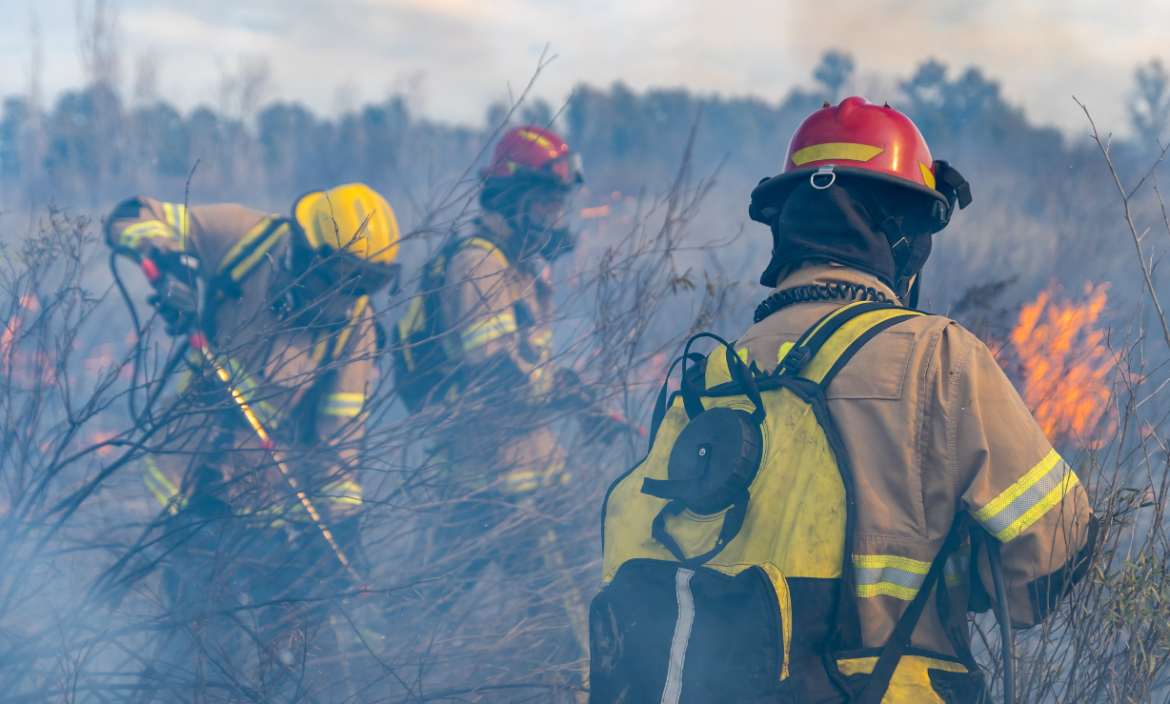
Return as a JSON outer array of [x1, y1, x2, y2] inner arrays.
[[393, 126, 614, 621], [591, 98, 1097, 703]]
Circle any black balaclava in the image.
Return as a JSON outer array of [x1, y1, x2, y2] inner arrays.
[[758, 177, 935, 296], [481, 179, 575, 263]]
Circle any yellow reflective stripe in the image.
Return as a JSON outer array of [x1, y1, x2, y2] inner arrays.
[[218, 217, 275, 275], [322, 392, 365, 417], [119, 220, 174, 249], [460, 313, 517, 351], [332, 295, 369, 359], [161, 203, 189, 249], [972, 450, 1079, 542], [518, 129, 555, 150], [230, 222, 288, 282], [143, 456, 183, 514], [320, 479, 363, 505], [919, 161, 936, 189], [500, 460, 566, 495], [790, 142, 884, 166], [854, 548, 970, 600]]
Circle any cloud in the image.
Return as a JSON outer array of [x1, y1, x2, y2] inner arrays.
[[0, 0, 1167, 135]]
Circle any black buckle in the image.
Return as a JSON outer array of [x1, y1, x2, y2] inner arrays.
[[780, 346, 811, 374]]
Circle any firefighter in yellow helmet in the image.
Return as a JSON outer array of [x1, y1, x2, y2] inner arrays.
[[591, 99, 1097, 703], [105, 183, 398, 642]]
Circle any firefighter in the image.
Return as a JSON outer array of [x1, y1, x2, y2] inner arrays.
[[392, 126, 611, 642], [106, 184, 398, 649], [591, 98, 1097, 703]]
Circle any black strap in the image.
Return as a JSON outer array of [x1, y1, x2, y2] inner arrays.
[[724, 342, 766, 425], [679, 332, 731, 420], [650, 496, 749, 567], [648, 352, 707, 444], [933, 160, 973, 210], [854, 515, 965, 704], [778, 301, 894, 377], [816, 313, 922, 392]]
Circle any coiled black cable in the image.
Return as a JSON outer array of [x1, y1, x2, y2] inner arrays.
[[753, 282, 892, 324]]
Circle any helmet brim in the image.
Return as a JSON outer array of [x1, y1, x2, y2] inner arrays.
[[749, 164, 950, 226]]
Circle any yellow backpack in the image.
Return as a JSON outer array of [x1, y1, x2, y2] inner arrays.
[[390, 237, 508, 413], [590, 302, 982, 704]]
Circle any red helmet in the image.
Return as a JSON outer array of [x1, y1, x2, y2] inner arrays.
[[749, 97, 970, 228], [484, 126, 584, 189]]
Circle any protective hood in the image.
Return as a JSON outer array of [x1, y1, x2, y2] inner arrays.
[[759, 179, 934, 290]]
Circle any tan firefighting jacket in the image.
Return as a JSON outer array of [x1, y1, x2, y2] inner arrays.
[[431, 213, 566, 495], [106, 196, 376, 520], [731, 265, 1095, 652]]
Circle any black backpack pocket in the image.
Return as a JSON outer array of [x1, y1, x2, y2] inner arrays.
[[589, 558, 790, 704]]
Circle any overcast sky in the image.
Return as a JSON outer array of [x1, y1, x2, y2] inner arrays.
[[0, 0, 1167, 135]]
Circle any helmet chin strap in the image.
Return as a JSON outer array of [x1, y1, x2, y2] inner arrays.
[[844, 182, 931, 302]]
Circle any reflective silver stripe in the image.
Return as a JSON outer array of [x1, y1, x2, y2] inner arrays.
[[974, 452, 1078, 542], [661, 568, 695, 704]]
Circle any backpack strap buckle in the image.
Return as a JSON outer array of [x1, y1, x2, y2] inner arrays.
[[779, 345, 811, 375]]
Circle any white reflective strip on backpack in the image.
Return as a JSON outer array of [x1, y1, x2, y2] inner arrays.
[[661, 568, 695, 704]]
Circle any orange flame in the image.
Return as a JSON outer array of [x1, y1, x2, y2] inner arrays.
[[1000, 283, 1113, 443]]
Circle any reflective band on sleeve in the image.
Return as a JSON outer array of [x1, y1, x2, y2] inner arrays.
[[142, 456, 183, 515], [500, 460, 567, 495], [855, 548, 970, 600], [322, 392, 365, 417], [320, 479, 363, 506], [161, 202, 189, 249], [460, 313, 517, 351], [119, 220, 175, 249], [972, 449, 1079, 542], [661, 568, 695, 704]]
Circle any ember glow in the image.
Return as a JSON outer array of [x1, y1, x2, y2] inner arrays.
[[1001, 283, 1113, 443]]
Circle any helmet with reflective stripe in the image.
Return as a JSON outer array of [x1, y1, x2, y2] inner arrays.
[[483, 126, 584, 190], [749, 97, 970, 230], [294, 183, 400, 264], [292, 183, 401, 294]]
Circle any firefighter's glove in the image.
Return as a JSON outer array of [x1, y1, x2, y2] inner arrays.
[[579, 407, 630, 446], [147, 269, 199, 336]]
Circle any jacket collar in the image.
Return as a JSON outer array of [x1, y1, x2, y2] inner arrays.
[[773, 263, 900, 303]]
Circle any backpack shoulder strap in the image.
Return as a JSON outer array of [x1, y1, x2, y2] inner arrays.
[[214, 216, 291, 293], [455, 236, 510, 269], [854, 515, 965, 704], [778, 301, 926, 389]]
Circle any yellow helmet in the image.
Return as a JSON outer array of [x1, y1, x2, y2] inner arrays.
[[294, 183, 400, 264], [292, 183, 401, 294]]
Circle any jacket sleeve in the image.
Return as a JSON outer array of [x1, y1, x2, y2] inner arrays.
[[438, 246, 547, 394], [305, 301, 378, 519], [105, 195, 198, 260], [950, 328, 1097, 628]]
